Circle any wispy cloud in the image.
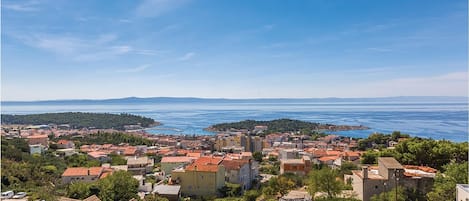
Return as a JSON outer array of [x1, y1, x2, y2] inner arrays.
[[2, 0, 40, 12], [178, 52, 196, 61], [15, 33, 164, 61], [135, 0, 191, 18], [116, 64, 151, 73]]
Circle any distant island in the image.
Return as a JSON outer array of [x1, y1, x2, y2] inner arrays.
[[0, 112, 159, 130], [2, 96, 467, 105], [206, 118, 369, 133]]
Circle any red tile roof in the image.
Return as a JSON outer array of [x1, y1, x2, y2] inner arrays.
[[57, 140, 70, 145], [161, 156, 195, 163], [26, 134, 49, 139], [221, 159, 249, 171], [186, 164, 219, 172], [62, 167, 103, 177]]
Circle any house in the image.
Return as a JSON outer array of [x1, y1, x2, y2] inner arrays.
[[345, 157, 436, 201], [127, 156, 154, 175], [56, 148, 78, 157], [57, 140, 75, 149], [133, 175, 153, 192], [61, 167, 104, 184], [318, 155, 341, 167], [161, 157, 196, 176], [221, 159, 254, 190], [280, 156, 311, 176], [279, 149, 300, 160], [153, 184, 181, 201], [171, 157, 225, 197], [456, 184, 469, 201], [29, 144, 45, 155], [26, 134, 49, 147], [88, 151, 110, 162]]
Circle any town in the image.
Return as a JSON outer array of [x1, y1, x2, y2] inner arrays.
[[1, 120, 468, 201]]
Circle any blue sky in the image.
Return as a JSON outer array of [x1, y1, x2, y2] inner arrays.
[[1, 0, 467, 100]]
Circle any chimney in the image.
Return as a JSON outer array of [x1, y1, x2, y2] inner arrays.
[[362, 166, 368, 179], [88, 169, 90, 175]]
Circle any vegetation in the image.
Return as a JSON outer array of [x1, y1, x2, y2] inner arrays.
[[1, 138, 66, 200], [357, 131, 409, 150], [208, 118, 366, 134], [66, 171, 138, 201], [426, 161, 468, 201], [57, 131, 154, 146], [1, 112, 157, 130], [252, 151, 263, 163], [307, 167, 343, 200], [218, 183, 242, 197]]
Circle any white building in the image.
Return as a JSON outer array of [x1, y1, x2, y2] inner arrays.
[[456, 184, 469, 201]]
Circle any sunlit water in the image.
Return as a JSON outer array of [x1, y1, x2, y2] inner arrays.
[[2, 101, 468, 142]]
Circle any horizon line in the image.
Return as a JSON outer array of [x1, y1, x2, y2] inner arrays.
[[2, 95, 468, 102]]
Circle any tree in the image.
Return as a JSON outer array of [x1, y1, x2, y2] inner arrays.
[[109, 154, 127, 165], [218, 183, 241, 197], [427, 161, 468, 201], [253, 151, 263, 163], [307, 168, 343, 200], [97, 171, 138, 201], [243, 190, 260, 201], [144, 194, 169, 201], [360, 151, 378, 164], [68, 182, 92, 199]]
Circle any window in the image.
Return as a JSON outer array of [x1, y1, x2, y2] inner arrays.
[[375, 185, 378, 189]]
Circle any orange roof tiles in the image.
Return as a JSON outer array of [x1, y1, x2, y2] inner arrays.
[[161, 156, 195, 163], [221, 159, 249, 171], [26, 134, 49, 139], [62, 167, 103, 177], [318, 156, 340, 162], [193, 157, 223, 165], [185, 164, 219, 172]]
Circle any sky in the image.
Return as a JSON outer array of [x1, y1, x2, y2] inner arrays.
[[1, 0, 468, 101]]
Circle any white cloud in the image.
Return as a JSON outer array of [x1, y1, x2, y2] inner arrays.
[[116, 64, 151, 73], [178, 52, 195, 61], [135, 0, 190, 18], [16, 33, 163, 61], [2, 0, 40, 12]]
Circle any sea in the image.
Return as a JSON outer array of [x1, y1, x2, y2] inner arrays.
[[1, 97, 468, 142]]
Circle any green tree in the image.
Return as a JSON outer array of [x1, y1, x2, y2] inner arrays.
[[218, 182, 242, 197], [427, 161, 468, 201], [307, 168, 343, 200], [360, 151, 378, 164], [243, 190, 260, 201], [68, 182, 92, 199], [253, 151, 263, 163], [97, 171, 138, 201], [144, 194, 169, 201], [109, 154, 127, 165]]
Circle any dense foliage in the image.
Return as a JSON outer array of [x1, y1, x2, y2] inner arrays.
[[1, 112, 157, 130], [57, 132, 154, 146], [67, 171, 139, 201], [1, 138, 67, 200], [357, 131, 409, 150], [426, 161, 468, 201], [209, 119, 323, 133], [358, 135, 468, 171]]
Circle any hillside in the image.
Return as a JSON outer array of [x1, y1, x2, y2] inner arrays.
[[206, 118, 369, 133], [1, 112, 159, 130]]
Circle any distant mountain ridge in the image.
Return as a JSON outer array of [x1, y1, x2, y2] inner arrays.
[[2, 96, 467, 105]]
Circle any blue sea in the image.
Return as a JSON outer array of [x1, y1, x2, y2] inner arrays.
[[1, 98, 468, 142]]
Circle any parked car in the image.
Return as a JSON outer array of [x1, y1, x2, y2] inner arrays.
[[12, 192, 27, 199], [1, 191, 14, 199]]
